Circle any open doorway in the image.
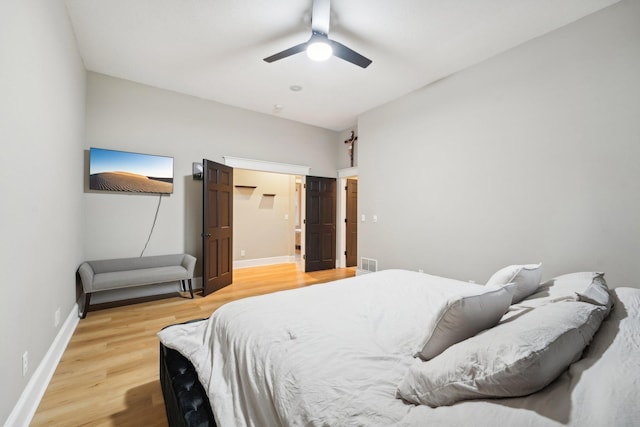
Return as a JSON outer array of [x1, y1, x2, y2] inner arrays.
[[221, 156, 340, 275], [231, 169, 340, 273], [232, 168, 300, 270]]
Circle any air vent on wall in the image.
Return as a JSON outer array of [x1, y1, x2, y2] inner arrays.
[[358, 257, 378, 275]]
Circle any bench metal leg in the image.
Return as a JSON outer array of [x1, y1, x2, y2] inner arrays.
[[80, 292, 91, 319], [179, 279, 194, 299]]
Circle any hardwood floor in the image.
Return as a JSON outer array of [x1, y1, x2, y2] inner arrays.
[[31, 264, 355, 427]]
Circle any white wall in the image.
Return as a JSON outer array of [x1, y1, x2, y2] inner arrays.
[[233, 169, 296, 265], [84, 73, 340, 299], [358, 0, 640, 286], [0, 0, 86, 423]]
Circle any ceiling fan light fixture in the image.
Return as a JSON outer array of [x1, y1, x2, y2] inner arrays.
[[263, 0, 371, 68], [306, 41, 332, 61]]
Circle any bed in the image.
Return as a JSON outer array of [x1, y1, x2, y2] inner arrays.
[[158, 267, 640, 427]]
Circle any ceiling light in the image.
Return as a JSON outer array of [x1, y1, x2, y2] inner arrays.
[[289, 85, 303, 92], [306, 41, 332, 62]]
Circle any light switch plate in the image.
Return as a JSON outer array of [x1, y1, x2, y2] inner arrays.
[[192, 162, 203, 180]]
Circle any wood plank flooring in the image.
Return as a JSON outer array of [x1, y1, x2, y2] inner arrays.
[[31, 264, 355, 427]]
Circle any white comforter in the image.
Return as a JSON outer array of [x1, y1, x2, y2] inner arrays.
[[158, 270, 640, 427]]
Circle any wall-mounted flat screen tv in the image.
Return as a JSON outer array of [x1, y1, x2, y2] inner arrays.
[[89, 147, 174, 194]]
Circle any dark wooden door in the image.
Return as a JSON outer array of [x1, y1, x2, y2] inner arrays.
[[202, 159, 233, 295], [345, 178, 358, 267], [305, 176, 336, 272]]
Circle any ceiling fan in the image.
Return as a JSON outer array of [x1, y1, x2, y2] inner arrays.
[[263, 0, 372, 68]]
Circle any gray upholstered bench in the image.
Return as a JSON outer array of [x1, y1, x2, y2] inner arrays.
[[77, 254, 196, 318]]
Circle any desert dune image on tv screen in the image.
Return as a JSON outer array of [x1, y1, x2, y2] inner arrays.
[[89, 148, 173, 194]]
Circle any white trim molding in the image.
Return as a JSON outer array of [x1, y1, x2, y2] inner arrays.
[[223, 156, 311, 176], [233, 256, 296, 269], [337, 166, 358, 178], [5, 304, 79, 427]]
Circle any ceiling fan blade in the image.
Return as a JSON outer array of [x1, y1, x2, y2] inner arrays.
[[311, 0, 330, 35], [328, 39, 372, 68], [263, 41, 308, 63]]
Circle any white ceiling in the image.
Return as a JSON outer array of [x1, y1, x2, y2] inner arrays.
[[64, 0, 620, 131]]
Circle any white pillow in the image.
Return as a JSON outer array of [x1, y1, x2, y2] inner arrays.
[[578, 273, 611, 308], [398, 300, 609, 407], [525, 271, 611, 308], [417, 286, 511, 360], [486, 263, 543, 303]]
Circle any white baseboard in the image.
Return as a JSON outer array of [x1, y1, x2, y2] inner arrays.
[[233, 256, 295, 269], [4, 304, 79, 427]]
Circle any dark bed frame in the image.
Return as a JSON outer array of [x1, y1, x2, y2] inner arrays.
[[160, 319, 217, 427]]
